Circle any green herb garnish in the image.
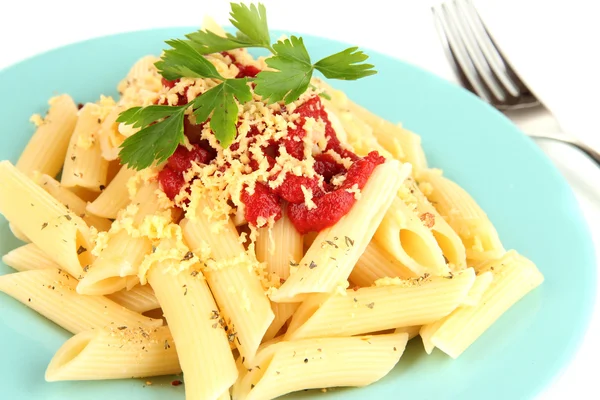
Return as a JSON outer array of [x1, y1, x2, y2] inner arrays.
[[118, 2, 376, 170]]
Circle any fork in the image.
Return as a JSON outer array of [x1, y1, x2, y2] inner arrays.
[[431, 0, 600, 165]]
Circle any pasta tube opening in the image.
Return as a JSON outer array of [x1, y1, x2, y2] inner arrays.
[[45, 331, 95, 381], [432, 231, 460, 268], [399, 229, 441, 268]]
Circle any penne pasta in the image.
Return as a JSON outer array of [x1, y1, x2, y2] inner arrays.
[[0, 22, 548, 397], [270, 161, 411, 303], [403, 177, 467, 271], [107, 284, 160, 314], [419, 252, 543, 357], [36, 174, 112, 231], [256, 205, 303, 341], [9, 223, 30, 243], [46, 326, 180, 381], [419, 169, 505, 263], [61, 103, 110, 192], [374, 196, 449, 277], [315, 78, 427, 175], [16, 94, 78, 177], [285, 268, 475, 340], [349, 241, 416, 287], [2, 243, 59, 272], [0, 268, 162, 334], [86, 165, 137, 219], [462, 271, 494, 307], [232, 332, 409, 400], [98, 105, 127, 161], [0, 161, 93, 278], [395, 326, 421, 340], [148, 258, 238, 400], [181, 196, 274, 364], [77, 182, 168, 295]]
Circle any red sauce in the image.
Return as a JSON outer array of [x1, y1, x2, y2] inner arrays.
[[288, 151, 385, 234], [157, 71, 384, 233], [158, 167, 185, 201], [241, 182, 282, 225], [158, 143, 216, 201], [222, 51, 262, 78]]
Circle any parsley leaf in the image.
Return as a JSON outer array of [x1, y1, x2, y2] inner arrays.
[[186, 30, 253, 54], [254, 36, 313, 104], [155, 39, 224, 80], [229, 3, 270, 48], [118, 106, 187, 170], [117, 2, 378, 170], [314, 47, 377, 80], [116, 105, 182, 128], [193, 79, 253, 147]]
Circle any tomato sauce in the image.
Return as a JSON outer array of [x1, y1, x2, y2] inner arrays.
[[157, 71, 384, 233]]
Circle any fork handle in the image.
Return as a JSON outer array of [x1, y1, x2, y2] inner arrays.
[[529, 133, 600, 166]]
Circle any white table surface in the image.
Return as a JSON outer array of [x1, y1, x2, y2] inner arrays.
[[1, 0, 597, 398]]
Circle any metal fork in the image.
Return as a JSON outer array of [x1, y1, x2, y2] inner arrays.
[[431, 0, 600, 165]]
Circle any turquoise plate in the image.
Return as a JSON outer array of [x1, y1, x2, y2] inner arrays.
[[0, 28, 595, 400]]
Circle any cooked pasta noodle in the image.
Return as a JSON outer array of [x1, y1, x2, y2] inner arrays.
[[0, 18, 544, 399]]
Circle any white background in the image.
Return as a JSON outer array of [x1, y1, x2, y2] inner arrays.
[[0, 0, 597, 398]]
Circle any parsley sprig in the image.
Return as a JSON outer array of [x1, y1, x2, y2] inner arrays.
[[118, 2, 376, 170]]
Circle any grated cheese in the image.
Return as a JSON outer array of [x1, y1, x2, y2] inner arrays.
[[301, 185, 317, 210], [345, 183, 361, 200], [29, 114, 44, 127]]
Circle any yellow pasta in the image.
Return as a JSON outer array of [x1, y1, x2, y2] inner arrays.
[[462, 271, 494, 307], [420, 252, 543, 358], [98, 105, 126, 161], [9, 223, 30, 243], [77, 182, 168, 295], [349, 241, 416, 287], [0, 268, 161, 334], [419, 169, 505, 263], [256, 205, 303, 341], [107, 284, 160, 314], [316, 78, 427, 175], [374, 196, 449, 277], [181, 196, 274, 364], [2, 243, 59, 272], [16, 94, 78, 177], [46, 326, 180, 381], [232, 332, 409, 400], [36, 174, 112, 231], [271, 161, 411, 303], [61, 103, 110, 192], [148, 258, 238, 400], [403, 177, 467, 270], [285, 268, 475, 340], [86, 166, 136, 219], [0, 161, 93, 278], [0, 22, 547, 397]]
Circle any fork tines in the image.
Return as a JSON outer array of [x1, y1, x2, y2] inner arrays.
[[432, 0, 537, 109]]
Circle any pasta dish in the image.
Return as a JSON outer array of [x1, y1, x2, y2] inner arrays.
[[0, 5, 544, 400]]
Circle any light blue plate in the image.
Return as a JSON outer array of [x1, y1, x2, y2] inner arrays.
[[0, 28, 595, 400]]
